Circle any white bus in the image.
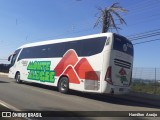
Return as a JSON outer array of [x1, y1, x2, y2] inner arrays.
[[8, 33, 134, 94]]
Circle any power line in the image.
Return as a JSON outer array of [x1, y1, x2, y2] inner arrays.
[[128, 16, 160, 28], [129, 32, 160, 41], [133, 38, 160, 45], [127, 28, 160, 38], [125, 0, 153, 11], [123, 1, 160, 17], [0, 1, 159, 48]]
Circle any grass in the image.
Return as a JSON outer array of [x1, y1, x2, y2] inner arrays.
[[131, 81, 160, 95]]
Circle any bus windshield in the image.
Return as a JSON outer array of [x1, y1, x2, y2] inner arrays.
[[113, 34, 133, 56], [10, 49, 21, 66]]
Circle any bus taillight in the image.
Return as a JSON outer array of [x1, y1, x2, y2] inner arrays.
[[105, 66, 113, 85]]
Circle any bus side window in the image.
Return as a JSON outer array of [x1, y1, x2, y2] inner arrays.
[[47, 43, 66, 58], [18, 48, 30, 60]]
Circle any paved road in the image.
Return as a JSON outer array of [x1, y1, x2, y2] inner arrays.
[[0, 75, 159, 120]]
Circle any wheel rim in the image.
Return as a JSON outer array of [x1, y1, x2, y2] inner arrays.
[[61, 79, 67, 91], [16, 74, 20, 82]]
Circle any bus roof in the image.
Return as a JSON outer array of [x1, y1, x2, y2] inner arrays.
[[18, 33, 113, 49]]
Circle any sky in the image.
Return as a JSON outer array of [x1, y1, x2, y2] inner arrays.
[[0, 0, 160, 68]]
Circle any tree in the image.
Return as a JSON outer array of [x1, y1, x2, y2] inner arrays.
[[94, 2, 128, 33]]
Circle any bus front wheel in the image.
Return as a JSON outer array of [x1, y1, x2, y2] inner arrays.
[[58, 77, 69, 94], [15, 72, 22, 84]]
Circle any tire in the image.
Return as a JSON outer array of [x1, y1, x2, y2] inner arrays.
[[58, 77, 69, 94], [15, 72, 22, 83]]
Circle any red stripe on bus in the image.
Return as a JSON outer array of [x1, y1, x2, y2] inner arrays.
[[54, 50, 78, 76], [74, 58, 98, 80], [63, 66, 80, 84]]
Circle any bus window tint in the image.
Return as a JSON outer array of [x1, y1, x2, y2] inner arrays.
[[81, 37, 106, 56], [48, 43, 66, 57], [11, 49, 21, 66], [113, 34, 133, 56], [65, 37, 107, 56], [18, 37, 107, 60]]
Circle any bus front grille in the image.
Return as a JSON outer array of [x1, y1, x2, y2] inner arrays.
[[114, 59, 131, 69]]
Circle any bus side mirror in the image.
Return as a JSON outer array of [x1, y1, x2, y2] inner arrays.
[[8, 55, 11, 61]]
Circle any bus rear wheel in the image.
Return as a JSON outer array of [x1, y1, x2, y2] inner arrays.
[[58, 77, 69, 94], [15, 72, 22, 83]]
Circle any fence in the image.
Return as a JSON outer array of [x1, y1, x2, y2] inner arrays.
[[131, 67, 160, 95], [0, 65, 160, 94], [0, 64, 10, 73]]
